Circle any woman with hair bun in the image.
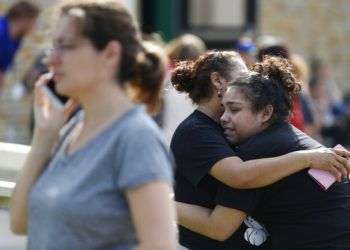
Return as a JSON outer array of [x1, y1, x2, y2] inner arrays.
[[10, 1, 176, 249], [175, 56, 350, 250]]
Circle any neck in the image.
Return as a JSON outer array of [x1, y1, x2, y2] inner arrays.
[[197, 96, 223, 123], [77, 81, 134, 128]]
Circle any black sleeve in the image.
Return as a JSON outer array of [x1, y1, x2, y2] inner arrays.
[[171, 123, 235, 187], [215, 183, 262, 214]]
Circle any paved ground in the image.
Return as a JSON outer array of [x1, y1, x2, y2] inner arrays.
[[0, 209, 26, 250]]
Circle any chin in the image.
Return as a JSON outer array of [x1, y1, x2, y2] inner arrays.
[[55, 85, 67, 96], [225, 136, 237, 146]]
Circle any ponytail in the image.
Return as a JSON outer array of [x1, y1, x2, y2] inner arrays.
[[128, 42, 167, 114]]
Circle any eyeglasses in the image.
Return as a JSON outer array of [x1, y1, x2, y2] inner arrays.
[[45, 42, 80, 56]]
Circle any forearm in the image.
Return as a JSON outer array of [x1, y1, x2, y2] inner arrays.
[[177, 202, 216, 239], [10, 130, 57, 234], [238, 151, 309, 188], [177, 202, 246, 241], [211, 151, 309, 189]]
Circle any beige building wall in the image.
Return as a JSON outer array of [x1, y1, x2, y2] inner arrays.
[[259, 0, 350, 91]]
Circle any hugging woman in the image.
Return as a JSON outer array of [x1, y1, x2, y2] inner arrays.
[[175, 56, 350, 250], [170, 51, 350, 249]]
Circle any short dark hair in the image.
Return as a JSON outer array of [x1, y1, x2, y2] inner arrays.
[[6, 1, 40, 21], [257, 44, 290, 62]]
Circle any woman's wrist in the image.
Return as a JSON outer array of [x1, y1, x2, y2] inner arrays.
[[290, 151, 311, 169], [31, 128, 59, 154]]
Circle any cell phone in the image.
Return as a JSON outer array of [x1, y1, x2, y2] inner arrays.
[[308, 144, 350, 190], [46, 78, 69, 104], [42, 78, 69, 109]]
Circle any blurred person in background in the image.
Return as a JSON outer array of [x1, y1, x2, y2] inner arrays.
[[10, 1, 177, 250], [291, 54, 321, 139], [166, 33, 207, 68], [0, 1, 40, 86], [142, 32, 166, 48], [309, 58, 346, 147], [142, 32, 167, 127], [162, 33, 206, 142], [171, 51, 349, 250], [340, 93, 350, 147], [234, 36, 256, 68]]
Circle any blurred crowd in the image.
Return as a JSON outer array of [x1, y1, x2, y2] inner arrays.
[[162, 33, 350, 147], [19, 31, 350, 148], [1, 2, 349, 148]]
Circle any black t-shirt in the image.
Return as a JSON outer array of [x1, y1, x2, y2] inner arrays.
[[171, 110, 272, 250], [216, 122, 350, 250]]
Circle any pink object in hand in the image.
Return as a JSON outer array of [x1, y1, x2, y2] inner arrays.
[[308, 144, 349, 190], [308, 168, 336, 190]]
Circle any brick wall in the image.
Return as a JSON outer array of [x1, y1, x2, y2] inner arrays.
[[259, 0, 350, 91]]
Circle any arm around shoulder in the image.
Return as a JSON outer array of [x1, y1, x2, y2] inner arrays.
[[210, 152, 311, 189], [210, 148, 348, 189]]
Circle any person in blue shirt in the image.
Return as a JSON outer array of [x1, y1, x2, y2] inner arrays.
[[0, 1, 40, 85]]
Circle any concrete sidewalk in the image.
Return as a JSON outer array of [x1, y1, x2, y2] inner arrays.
[[0, 209, 26, 250]]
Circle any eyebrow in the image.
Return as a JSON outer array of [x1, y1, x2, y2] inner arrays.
[[54, 34, 80, 43], [54, 37, 75, 44], [225, 101, 243, 105]]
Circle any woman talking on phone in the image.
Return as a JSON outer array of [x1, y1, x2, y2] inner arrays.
[[10, 1, 177, 250]]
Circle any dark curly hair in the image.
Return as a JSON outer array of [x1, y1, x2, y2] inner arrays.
[[171, 51, 247, 104], [229, 56, 302, 124]]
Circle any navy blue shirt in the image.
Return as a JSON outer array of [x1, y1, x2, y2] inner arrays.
[[172, 110, 272, 250], [0, 16, 21, 72], [217, 122, 350, 250]]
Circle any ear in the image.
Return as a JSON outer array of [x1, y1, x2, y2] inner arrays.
[[210, 72, 223, 90], [103, 40, 122, 69], [260, 104, 274, 124]]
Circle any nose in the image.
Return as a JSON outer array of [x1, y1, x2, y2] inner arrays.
[[220, 109, 229, 125], [43, 48, 61, 68]]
